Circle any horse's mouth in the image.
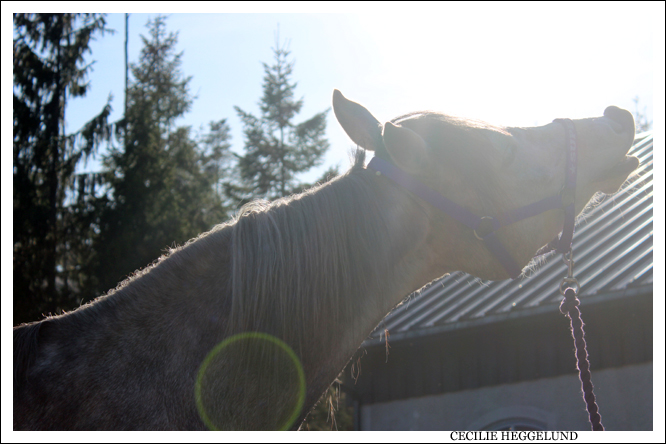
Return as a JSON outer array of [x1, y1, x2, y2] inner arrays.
[[609, 154, 640, 178], [596, 106, 639, 184], [596, 154, 640, 193]]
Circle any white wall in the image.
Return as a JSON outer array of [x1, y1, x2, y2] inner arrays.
[[360, 362, 652, 431]]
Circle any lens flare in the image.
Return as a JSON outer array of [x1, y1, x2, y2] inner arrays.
[[195, 332, 306, 430]]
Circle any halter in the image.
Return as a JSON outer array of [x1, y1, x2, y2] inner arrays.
[[367, 118, 604, 430], [366, 118, 577, 280]]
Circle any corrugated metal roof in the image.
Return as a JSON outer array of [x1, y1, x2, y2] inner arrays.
[[368, 133, 653, 343]]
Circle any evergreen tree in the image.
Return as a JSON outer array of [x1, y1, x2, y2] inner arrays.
[[233, 36, 331, 202], [88, 16, 228, 298], [13, 13, 113, 325], [199, 119, 236, 209]]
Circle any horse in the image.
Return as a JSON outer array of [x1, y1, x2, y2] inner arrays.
[[13, 90, 639, 430]]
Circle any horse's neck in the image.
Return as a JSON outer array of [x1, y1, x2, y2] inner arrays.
[[18, 169, 439, 430], [267, 171, 433, 414]]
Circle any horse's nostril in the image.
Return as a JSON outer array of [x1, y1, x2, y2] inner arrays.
[[603, 106, 635, 134]]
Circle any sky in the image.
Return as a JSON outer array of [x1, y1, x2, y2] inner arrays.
[[54, 4, 658, 182]]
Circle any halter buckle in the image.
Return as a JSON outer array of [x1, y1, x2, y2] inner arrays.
[[559, 250, 579, 295]]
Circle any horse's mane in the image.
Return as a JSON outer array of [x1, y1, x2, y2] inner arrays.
[[222, 148, 396, 353]]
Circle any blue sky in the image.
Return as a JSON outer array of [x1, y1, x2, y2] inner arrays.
[[58, 5, 657, 182]]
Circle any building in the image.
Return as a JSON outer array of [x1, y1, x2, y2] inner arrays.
[[343, 133, 653, 431]]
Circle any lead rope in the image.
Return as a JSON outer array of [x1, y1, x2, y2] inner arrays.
[[558, 250, 604, 431]]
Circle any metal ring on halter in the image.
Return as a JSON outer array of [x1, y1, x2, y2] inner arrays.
[[560, 250, 579, 295], [560, 277, 580, 295], [474, 217, 495, 241]]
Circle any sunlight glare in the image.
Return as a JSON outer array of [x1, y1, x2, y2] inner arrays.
[[351, 3, 651, 128]]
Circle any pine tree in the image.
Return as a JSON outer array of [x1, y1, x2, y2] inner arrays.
[[199, 119, 235, 208], [86, 16, 228, 298], [233, 36, 331, 202], [13, 13, 113, 325]]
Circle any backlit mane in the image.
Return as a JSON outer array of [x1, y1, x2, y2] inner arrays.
[[223, 149, 396, 348]]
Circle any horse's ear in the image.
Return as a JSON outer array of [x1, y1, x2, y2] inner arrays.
[[332, 89, 383, 151], [382, 122, 428, 173]]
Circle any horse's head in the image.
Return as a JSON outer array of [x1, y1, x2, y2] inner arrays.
[[332, 90, 639, 281]]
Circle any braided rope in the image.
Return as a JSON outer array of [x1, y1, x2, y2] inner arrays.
[[560, 287, 604, 431]]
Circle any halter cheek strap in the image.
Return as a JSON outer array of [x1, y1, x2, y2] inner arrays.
[[366, 119, 578, 279]]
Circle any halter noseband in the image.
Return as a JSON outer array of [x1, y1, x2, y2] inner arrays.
[[366, 118, 578, 279]]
